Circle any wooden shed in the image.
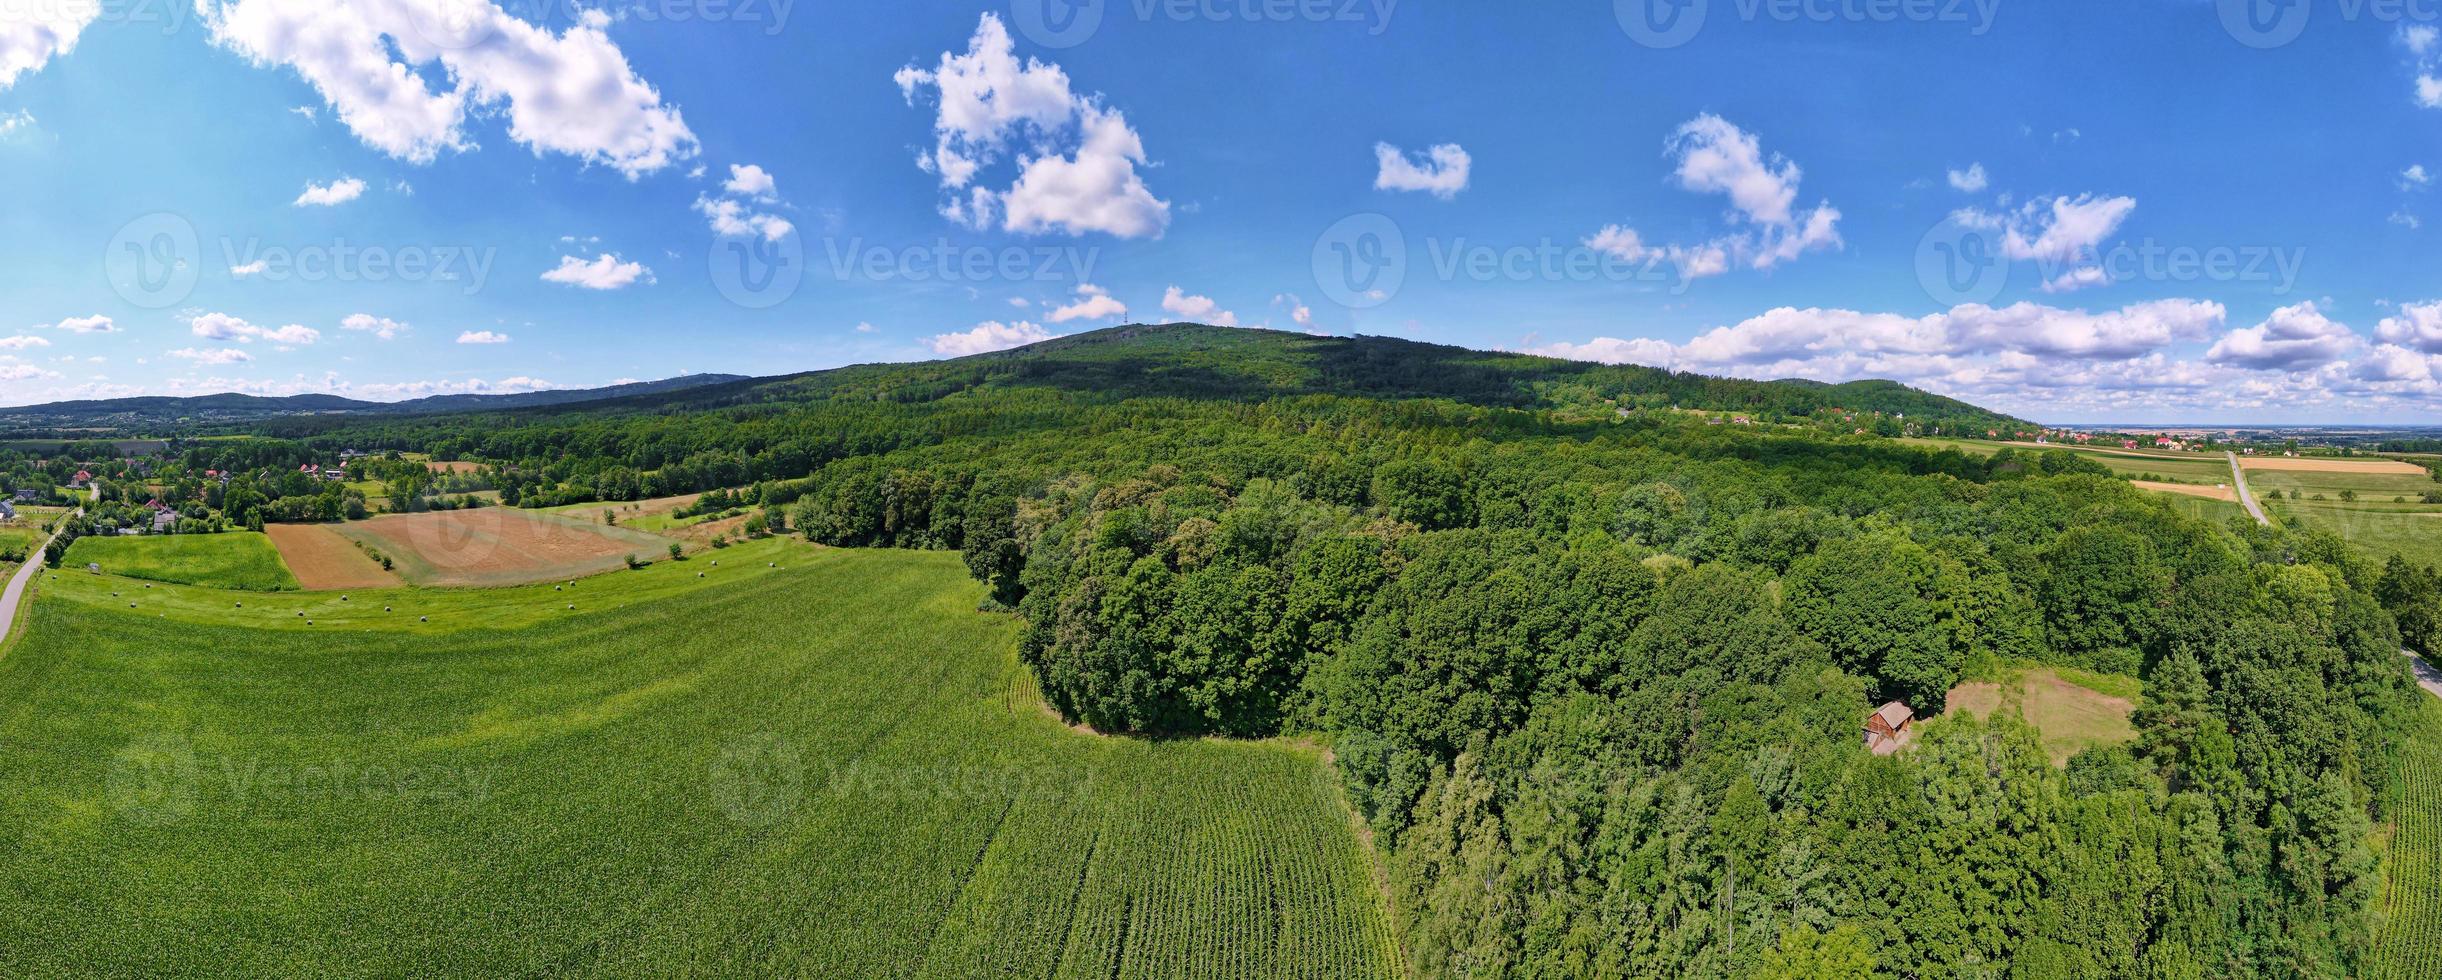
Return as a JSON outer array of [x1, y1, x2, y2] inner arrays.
[[1864, 701, 1915, 755]]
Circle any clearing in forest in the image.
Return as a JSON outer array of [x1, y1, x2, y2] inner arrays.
[[0, 547, 1399, 978], [1945, 667, 2137, 765], [2132, 480, 2234, 501], [263, 523, 405, 590], [332, 508, 677, 587]]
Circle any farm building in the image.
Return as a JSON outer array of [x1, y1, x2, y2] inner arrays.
[[0, 500, 15, 520], [1864, 701, 1916, 756]]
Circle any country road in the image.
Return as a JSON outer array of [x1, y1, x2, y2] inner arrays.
[[2410, 651, 2442, 701], [2228, 451, 2269, 526], [0, 483, 94, 648]]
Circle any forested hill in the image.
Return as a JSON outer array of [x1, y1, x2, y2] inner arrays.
[[0, 373, 748, 433], [248, 323, 2025, 438]]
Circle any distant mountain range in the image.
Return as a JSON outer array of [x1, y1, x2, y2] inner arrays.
[[0, 324, 2031, 437], [0, 374, 750, 431]]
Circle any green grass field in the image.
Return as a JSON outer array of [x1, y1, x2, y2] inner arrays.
[[2371, 698, 2442, 979], [0, 543, 1399, 977], [1897, 436, 2234, 483], [60, 533, 300, 591]]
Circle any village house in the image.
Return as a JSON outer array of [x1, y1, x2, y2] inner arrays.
[[0, 500, 16, 521], [1864, 701, 1916, 756]]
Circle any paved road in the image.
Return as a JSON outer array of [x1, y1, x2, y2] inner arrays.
[[0, 522, 66, 646], [2228, 451, 2270, 526], [2410, 652, 2442, 701], [0, 483, 94, 647]]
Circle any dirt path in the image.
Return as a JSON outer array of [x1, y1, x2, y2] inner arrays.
[[2229, 452, 2269, 526]]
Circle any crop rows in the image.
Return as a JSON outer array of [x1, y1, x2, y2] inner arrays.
[[0, 549, 1399, 977], [2370, 702, 2442, 980]]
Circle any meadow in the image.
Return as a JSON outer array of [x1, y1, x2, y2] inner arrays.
[[59, 533, 300, 591], [0, 544, 1399, 977], [1944, 665, 2139, 765]]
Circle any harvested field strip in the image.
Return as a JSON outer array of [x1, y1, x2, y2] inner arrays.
[[333, 508, 678, 587], [2238, 456, 2428, 475], [263, 523, 403, 590], [2132, 480, 2234, 501]]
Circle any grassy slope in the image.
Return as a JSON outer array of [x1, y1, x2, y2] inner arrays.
[[0, 543, 1397, 978], [60, 532, 300, 592]]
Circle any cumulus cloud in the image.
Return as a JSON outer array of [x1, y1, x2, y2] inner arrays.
[[2378, 300, 2442, 353], [456, 330, 510, 344], [341, 313, 409, 340], [896, 14, 1168, 238], [0, 0, 99, 90], [928, 319, 1053, 356], [1951, 193, 2137, 291], [231, 259, 269, 277], [2405, 164, 2433, 190], [693, 194, 792, 241], [1946, 163, 1988, 193], [189, 312, 320, 345], [1374, 142, 1471, 199], [1275, 293, 1313, 328], [722, 163, 777, 199], [196, 0, 695, 177], [1160, 286, 1238, 327], [293, 177, 366, 207], [1586, 115, 1841, 283], [0, 335, 48, 351], [2205, 301, 2361, 371], [172, 347, 254, 365], [1047, 283, 1127, 322], [1531, 299, 2224, 374], [540, 253, 651, 289]]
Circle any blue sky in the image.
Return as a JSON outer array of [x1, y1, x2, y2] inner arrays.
[[2, 0, 2440, 423]]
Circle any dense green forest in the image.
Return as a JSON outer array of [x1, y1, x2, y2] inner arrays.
[[195, 325, 2417, 977]]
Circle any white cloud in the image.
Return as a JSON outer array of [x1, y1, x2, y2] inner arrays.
[[2377, 300, 2442, 353], [293, 177, 366, 207], [0, 335, 48, 351], [928, 319, 1053, 356], [189, 312, 320, 345], [1160, 286, 1237, 327], [0, 0, 99, 90], [341, 313, 409, 340], [197, 0, 695, 177], [853, 321, 877, 333], [722, 163, 777, 200], [0, 109, 34, 138], [896, 14, 1168, 238], [1946, 163, 1988, 193], [39, 314, 114, 333], [693, 195, 792, 241], [1951, 193, 2137, 290], [2405, 164, 2433, 190], [2394, 211, 2424, 230], [1274, 293, 1313, 328], [2409, 25, 2440, 56], [456, 330, 510, 344], [1532, 299, 2224, 372], [171, 347, 254, 365], [1047, 282, 1127, 322], [231, 259, 269, 277], [2205, 301, 2361, 371], [1585, 115, 1841, 282], [1374, 142, 1471, 199], [540, 253, 651, 289], [0, 361, 59, 382]]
